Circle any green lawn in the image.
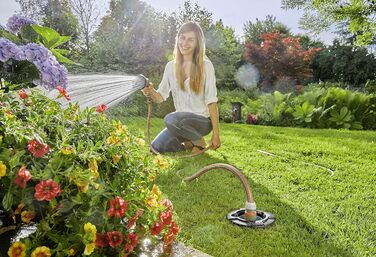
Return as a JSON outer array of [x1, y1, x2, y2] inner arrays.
[[115, 116, 376, 257]]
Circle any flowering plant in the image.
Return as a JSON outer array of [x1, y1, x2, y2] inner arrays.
[[0, 15, 73, 90], [0, 89, 178, 256]]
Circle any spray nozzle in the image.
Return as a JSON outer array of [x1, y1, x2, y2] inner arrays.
[[137, 74, 151, 89]]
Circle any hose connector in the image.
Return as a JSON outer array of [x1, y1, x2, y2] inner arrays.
[[244, 201, 257, 221]]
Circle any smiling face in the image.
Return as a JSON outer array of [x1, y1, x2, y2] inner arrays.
[[177, 31, 197, 58]]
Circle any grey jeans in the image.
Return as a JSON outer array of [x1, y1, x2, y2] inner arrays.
[[152, 112, 212, 153]]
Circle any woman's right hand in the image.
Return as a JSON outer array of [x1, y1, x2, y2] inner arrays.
[[141, 82, 154, 97]]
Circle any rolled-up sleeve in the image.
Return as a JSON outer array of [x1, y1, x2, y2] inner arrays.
[[156, 62, 171, 101], [204, 60, 218, 105]]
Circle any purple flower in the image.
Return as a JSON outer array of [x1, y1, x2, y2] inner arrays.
[[21, 43, 68, 89], [0, 39, 68, 89], [6, 15, 35, 34], [0, 38, 24, 62]]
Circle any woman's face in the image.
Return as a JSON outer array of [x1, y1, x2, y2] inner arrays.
[[178, 31, 197, 57]]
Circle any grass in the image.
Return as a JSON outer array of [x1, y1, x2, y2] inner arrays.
[[113, 116, 376, 257]]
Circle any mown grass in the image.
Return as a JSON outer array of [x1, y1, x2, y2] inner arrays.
[[113, 116, 376, 257]]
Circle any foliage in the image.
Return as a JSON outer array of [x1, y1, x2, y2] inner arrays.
[[242, 32, 321, 91], [0, 89, 178, 256], [242, 85, 376, 130], [282, 0, 376, 46], [217, 89, 255, 123], [206, 20, 242, 90], [243, 15, 291, 44], [43, 0, 79, 40], [312, 40, 376, 89]]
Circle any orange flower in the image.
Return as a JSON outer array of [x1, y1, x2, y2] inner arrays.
[[31, 246, 51, 257], [18, 89, 28, 100], [21, 210, 35, 223], [27, 139, 49, 158], [8, 242, 26, 257], [56, 85, 71, 101], [95, 104, 108, 113]]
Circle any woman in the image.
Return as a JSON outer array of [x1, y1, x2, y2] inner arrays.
[[142, 22, 220, 153]]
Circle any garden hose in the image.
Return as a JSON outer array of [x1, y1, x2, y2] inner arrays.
[[144, 91, 257, 221]]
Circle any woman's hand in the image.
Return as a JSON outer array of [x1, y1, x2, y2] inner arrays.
[[141, 82, 154, 97], [210, 134, 221, 150]]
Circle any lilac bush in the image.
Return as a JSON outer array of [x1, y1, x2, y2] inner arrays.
[[0, 39, 68, 89], [6, 14, 35, 34]]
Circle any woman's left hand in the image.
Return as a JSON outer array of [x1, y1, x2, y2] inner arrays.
[[210, 134, 221, 150]]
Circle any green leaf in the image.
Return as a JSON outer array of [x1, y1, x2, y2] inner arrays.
[[50, 49, 76, 65], [2, 191, 13, 210], [50, 36, 71, 48], [31, 25, 60, 43]]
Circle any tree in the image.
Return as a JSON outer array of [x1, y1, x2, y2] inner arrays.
[[282, 0, 376, 46], [242, 33, 321, 92], [43, 0, 79, 39], [206, 20, 242, 89], [15, 0, 47, 22], [243, 15, 291, 44], [68, 0, 100, 54], [312, 40, 376, 88], [92, 0, 168, 73]]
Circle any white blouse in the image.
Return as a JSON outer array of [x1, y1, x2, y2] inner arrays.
[[156, 58, 218, 118]]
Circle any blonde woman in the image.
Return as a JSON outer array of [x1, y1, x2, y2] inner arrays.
[[142, 22, 220, 153]]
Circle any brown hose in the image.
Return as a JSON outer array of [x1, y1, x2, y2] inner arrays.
[[146, 98, 257, 220]]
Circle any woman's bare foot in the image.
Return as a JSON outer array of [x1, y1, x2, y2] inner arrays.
[[183, 141, 194, 150], [191, 137, 206, 154]]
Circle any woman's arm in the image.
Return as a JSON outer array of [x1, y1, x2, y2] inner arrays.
[[208, 102, 221, 149]]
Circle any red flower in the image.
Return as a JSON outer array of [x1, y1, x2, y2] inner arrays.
[[95, 104, 108, 113], [14, 166, 31, 188], [150, 221, 164, 236], [107, 231, 123, 248], [161, 199, 173, 212], [27, 139, 49, 158], [56, 85, 71, 101], [108, 196, 128, 218], [127, 232, 138, 247], [34, 179, 62, 201], [163, 222, 179, 247], [126, 208, 144, 229], [18, 89, 28, 100], [122, 233, 138, 256], [160, 211, 172, 226], [95, 233, 109, 247]]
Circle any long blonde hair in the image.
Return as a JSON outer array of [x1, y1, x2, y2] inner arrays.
[[174, 22, 205, 94]]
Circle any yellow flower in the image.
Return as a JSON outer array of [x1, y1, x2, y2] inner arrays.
[[83, 243, 95, 255], [8, 241, 26, 257], [61, 146, 74, 155], [88, 159, 99, 179], [113, 122, 128, 135], [151, 184, 161, 201], [65, 248, 76, 256], [155, 157, 168, 169], [14, 203, 25, 215], [136, 138, 145, 146], [112, 154, 121, 165], [84, 222, 97, 238], [31, 246, 51, 257], [0, 161, 7, 177], [78, 183, 90, 193], [106, 135, 120, 145], [21, 210, 35, 223], [146, 197, 158, 210]]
